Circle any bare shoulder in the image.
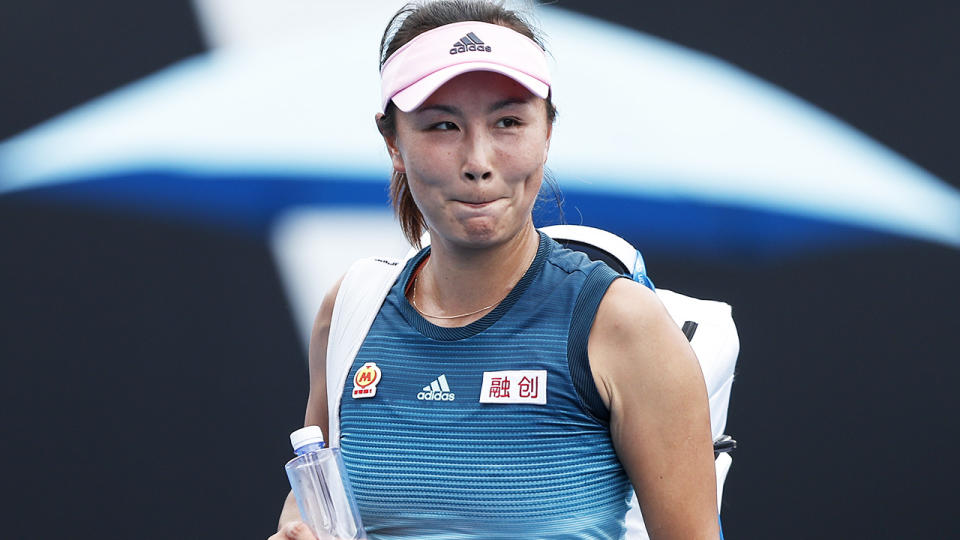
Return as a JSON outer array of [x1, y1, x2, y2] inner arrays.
[[309, 276, 345, 363], [594, 278, 670, 338], [587, 277, 703, 409], [304, 276, 345, 436]]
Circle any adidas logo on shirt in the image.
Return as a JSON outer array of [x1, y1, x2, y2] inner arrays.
[[449, 32, 492, 55], [417, 374, 456, 401]]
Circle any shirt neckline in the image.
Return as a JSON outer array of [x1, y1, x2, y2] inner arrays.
[[397, 230, 552, 341]]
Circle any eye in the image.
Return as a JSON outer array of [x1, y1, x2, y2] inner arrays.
[[429, 121, 459, 131], [496, 117, 523, 128]]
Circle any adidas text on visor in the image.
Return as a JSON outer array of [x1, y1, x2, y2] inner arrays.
[[380, 21, 551, 112]]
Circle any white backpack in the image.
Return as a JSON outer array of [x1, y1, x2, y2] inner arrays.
[[325, 225, 739, 539]]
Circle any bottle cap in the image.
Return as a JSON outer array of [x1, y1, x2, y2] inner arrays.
[[289, 426, 325, 451]]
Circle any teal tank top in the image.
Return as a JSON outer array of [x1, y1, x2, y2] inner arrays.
[[339, 231, 632, 539]]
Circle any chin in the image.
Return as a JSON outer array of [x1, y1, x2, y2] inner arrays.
[[456, 228, 500, 248], [431, 221, 499, 250], [429, 210, 532, 249], [459, 221, 533, 250]]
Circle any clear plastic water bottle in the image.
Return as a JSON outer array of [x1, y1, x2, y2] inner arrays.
[[285, 426, 367, 540]]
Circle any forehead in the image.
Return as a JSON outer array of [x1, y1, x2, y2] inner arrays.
[[417, 71, 539, 111]]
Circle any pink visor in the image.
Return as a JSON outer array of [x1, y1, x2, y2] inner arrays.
[[380, 21, 551, 112]]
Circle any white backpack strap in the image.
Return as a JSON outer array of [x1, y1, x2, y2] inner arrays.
[[326, 257, 404, 447]]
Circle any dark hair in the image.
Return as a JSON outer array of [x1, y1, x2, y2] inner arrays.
[[376, 0, 560, 247]]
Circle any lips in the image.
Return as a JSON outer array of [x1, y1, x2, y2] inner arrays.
[[452, 199, 504, 216], [454, 196, 502, 206]]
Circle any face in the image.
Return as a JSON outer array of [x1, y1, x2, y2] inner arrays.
[[381, 71, 552, 250]]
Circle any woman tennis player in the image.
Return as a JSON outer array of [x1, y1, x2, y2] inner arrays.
[[270, 2, 720, 538]]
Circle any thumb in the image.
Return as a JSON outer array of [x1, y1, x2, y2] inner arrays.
[[282, 521, 318, 540]]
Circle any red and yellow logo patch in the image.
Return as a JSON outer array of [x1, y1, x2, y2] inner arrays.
[[352, 362, 381, 399]]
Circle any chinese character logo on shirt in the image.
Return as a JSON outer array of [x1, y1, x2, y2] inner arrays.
[[488, 377, 511, 398]]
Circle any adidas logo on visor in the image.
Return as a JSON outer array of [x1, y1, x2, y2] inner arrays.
[[417, 374, 456, 401], [450, 32, 492, 55]]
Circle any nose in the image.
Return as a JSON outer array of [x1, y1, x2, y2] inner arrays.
[[463, 169, 491, 181], [461, 129, 493, 181]]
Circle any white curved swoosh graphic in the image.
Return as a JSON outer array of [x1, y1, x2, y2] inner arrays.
[[0, 1, 957, 248]]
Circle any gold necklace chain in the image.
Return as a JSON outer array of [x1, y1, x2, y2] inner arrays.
[[410, 258, 506, 320]]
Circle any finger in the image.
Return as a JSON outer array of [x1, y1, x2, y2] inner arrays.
[[281, 521, 319, 540]]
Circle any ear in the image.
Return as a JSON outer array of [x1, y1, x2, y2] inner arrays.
[[543, 122, 553, 164], [376, 112, 406, 173]]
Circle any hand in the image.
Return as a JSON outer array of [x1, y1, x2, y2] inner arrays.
[[268, 521, 319, 540]]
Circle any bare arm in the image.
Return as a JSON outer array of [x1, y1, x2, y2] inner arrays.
[[270, 277, 344, 540], [588, 278, 720, 540]]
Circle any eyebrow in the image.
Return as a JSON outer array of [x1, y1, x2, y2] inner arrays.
[[488, 97, 533, 112], [416, 97, 534, 116], [417, 104, 460, 115]]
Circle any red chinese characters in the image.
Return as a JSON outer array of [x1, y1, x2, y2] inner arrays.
[[488, 377, 511, 398], [479, 370, 547, 405], [518, 376, 538, 399]]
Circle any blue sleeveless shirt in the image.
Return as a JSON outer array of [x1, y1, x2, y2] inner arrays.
[[339, 232, 632, 540]]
